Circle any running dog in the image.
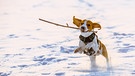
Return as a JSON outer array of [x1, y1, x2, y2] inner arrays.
[[73, 16, 109, 67]]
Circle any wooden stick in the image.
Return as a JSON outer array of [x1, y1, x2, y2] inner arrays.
[[39, 18, 79, 30]]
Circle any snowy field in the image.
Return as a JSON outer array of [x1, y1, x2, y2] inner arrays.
[[0, 0, 135, 76]]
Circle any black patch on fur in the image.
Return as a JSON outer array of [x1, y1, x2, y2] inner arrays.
[[84, 47, 95, 56]]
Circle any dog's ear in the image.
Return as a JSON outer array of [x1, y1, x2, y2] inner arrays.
[[92, 23, 101, 30], [73, 16, 82, 27]]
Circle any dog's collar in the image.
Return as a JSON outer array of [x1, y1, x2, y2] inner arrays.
[[79, 32, 95, 45]]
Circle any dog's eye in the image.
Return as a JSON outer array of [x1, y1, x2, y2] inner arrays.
[[87, 24, 90, 26], [81, 23, 84, 25]]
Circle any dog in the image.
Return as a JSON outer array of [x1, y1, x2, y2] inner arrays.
[[73, 16, 109, 67]]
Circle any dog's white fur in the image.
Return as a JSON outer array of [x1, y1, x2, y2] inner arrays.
[[74, 20, 109, 67]]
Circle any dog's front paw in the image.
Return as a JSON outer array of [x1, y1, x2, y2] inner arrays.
[[74, 49, 79, 53], [74, 47, 82, 53]]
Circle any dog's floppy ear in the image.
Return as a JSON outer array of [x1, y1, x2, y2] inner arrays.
[[92, 23, 101, 30], [73, 16, 82, 27]]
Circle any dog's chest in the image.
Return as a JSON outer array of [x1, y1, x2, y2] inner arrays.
[[79, 32, 99, 54], [79, 32, 96, 45], [79, 32, 95, 45]]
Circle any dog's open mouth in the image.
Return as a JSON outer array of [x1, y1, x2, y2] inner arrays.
[[81, 29, 89, 32]]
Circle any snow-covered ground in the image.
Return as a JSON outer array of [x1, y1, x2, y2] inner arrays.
[[0, 0, 135, 76]]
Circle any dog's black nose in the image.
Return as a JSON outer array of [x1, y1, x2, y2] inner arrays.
[[81, 26, 85, 29]]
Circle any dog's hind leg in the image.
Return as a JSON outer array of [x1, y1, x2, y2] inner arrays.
[[102, 44, 109, 68], [90, 56, 96, 67], [102, 49, 109, 62]]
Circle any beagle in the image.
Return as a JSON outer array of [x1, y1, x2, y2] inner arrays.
[[73, 16, 109, 67]]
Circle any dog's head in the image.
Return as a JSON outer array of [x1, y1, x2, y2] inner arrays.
[[73, 16, 101, 32]]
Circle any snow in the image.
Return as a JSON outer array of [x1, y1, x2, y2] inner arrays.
[[0, 0, 135, 76]]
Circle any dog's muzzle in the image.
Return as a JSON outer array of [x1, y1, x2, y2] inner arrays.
[[80, 26, 85, 32], [80, 26, 90, 32], [84, 48, 95, 56]]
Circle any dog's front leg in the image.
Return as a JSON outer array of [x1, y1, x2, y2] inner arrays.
[[74, 46, 85, 53], [74, 41, 85, 53], [74, 47, 82, 53]]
